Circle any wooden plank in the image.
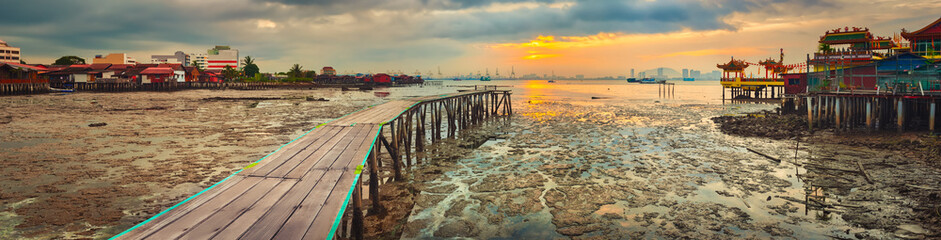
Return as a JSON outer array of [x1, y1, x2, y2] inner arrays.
[[143, 177, 264, 239], [117, 175, 249, 239], [284, 125, 371, 179], [236, 126, 369, 240], [266, 126, 357, 178], [239, 126, 326, 175], [244, 126, 341, 177], [249, 126, 345, 178], [273, 125, 378, 239], [302, 161, 366, 238], [176, 177, 282, 239], [208, 179, 297, 239]]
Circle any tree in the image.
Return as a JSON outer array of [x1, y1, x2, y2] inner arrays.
[[242, 56, 259, 78], [304, 70, 317, 78], [818, 43, 833, 54], [53, 56, 85, 65], [19, 60, 26, 64], [222, 65, 239, 81], [288, 64, 303, 78], [191, 60, 204, 71]]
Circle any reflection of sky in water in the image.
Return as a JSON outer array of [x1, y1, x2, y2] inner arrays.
[[403, 80, 858, 239]]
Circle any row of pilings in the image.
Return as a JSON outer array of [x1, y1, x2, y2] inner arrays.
[[0, 83, 49, 95], [784, 94, 939, 133], [0, 82, 288, 95], [723, 85, 785, 101], [336, 89, 513, 239]]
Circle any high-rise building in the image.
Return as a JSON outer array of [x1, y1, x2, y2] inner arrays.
[[151, 51, 190, 65], [682, 69, 689, 78], [93, 53, 137, 64], [690, 70, 701, 79], [657, 68, 664, 78], [0, 40, 21, 63], [197, 46, 239, 70], [630, 69, 634, 78]]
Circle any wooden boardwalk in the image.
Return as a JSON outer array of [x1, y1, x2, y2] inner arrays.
[[114, 89, 511, 240]]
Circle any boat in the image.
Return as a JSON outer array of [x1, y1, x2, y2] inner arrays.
[[548, 80, 556, 83], [626, 78, 639, 83], [50, 87, 75, 92], [452, 78, 462, 81], [480, 76, 491, 81], [638, 78, 665, 84], [683, 78, 695, 81]]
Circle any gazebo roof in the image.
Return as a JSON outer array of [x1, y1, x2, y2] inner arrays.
[[717, 57, 748, 71]]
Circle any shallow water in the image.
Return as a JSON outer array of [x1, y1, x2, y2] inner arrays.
[[400, 80, 881, 239]]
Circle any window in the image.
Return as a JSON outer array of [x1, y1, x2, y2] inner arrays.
[[12, 57, 18, 60], [11, 51, 18, 54]]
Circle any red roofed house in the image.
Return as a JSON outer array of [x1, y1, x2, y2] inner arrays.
[[0, 62, 46, 84], [371, 73, 392, 84], [139, 67, 174, 83], [322, 66, 336, 76]]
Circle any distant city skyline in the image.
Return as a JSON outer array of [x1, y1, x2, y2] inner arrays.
[[1, 1, 939, 78]]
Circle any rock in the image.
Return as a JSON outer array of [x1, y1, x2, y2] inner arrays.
[[434, 220, 478, 237]]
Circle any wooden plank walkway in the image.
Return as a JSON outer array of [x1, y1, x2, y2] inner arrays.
[[114, 90, 504, 240]]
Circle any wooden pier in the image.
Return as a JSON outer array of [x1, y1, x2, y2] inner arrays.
[[113, 88, 512, 240], [787, 92, 940, 133]]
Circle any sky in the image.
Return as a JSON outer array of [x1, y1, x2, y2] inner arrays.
[[1, 0, 940, 78]]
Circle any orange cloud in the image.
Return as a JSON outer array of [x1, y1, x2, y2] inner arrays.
[[493, 32, 625, 50]]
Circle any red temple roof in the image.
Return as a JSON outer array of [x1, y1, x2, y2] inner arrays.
[[901, 17, 941, 40], [717, 57, 748, 71]]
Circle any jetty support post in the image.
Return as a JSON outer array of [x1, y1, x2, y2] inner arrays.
[[368, 144, 381, 212], [898, 99, 905, 132], [866, 99, 873, 131], [835, 97, 841, 131], [928, 100, 937, 133], [806, 96, 813, 130], [352, 175, 364, 240]]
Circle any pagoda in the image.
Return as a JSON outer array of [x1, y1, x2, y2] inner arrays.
[[757, 49, 796, 79], [717, 57, 748, 81]]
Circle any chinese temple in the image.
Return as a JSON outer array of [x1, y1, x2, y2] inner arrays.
[[810, 26, 897, 72], [900, 17, 941, 60]]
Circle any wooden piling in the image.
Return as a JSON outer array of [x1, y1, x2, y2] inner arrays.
[[931, 101, 936, 133]]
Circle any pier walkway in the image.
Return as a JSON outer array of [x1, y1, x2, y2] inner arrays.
[[114, 88, 512, 240]]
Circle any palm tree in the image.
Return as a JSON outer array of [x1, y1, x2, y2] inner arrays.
[[241, 56, 259, 79], [818, 43, 833, 54], [288, 64, 303, 78], [192, 60, 203, 71]]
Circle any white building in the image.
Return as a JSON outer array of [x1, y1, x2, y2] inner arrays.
[[194, 46, 238, 70], [151, 51, 190, 65], [0, 39, 22, 63]]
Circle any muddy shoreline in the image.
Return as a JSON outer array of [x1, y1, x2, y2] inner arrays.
[[0, 89, 384, 239], [713, 111, 941, 239]]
